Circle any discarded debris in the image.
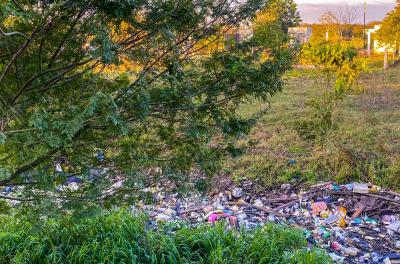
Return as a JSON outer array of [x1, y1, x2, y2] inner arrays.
[[387, 221, 400, 234], [231, 188, 242, 198], [225, 201, 285, 217], [353, 183, 369, 194], [124, 181, 400, 263]]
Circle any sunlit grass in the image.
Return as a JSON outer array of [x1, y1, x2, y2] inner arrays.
[[226, 65, 400, 190]]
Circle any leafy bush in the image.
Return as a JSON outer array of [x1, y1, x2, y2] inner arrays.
[[295, 41, 366, 140], [301, 41, 366, 94], [0, 210, 330, 263]]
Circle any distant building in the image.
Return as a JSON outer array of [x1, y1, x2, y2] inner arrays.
[[366, 25, 394, 54], [288, 26, 313, 44], [224, 23, 253, 44]]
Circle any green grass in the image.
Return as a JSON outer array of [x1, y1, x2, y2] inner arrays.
[[0, 210, 329, 263], [225, 64, 400, 190]]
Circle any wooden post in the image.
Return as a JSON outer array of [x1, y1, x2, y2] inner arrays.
[[397, 46, 400, 60], [367, 30, 371, 57], [396, 42, 399, 60], [384, 48, 389, 70]]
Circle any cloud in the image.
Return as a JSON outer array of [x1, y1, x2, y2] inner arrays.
[[296, 0, 395, 4], [297, 2, 397, 23]]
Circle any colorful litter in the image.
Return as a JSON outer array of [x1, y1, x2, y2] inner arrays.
[[125, 181, 400, 263]]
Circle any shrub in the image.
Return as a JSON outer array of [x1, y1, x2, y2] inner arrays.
[[295, 41, 367, 140]]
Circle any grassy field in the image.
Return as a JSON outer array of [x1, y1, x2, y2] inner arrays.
[[225, 63, 400, 190]]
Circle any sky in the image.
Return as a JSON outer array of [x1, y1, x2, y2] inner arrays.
[[295, 0, 397, 23]]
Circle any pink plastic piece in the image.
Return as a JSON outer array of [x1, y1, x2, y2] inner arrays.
[[331, 241, 342, 251], [311, 202, 328, 215], [208, 213, 219, 223]]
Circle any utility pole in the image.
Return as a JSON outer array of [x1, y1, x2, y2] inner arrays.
[[363, 0, 367, 49]]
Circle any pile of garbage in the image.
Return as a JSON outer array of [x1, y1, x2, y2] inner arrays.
[[133, 181, 400, 263]]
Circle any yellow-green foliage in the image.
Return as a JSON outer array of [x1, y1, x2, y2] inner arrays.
[[301, 41, 367, 94], [376, 3, 400, 48]]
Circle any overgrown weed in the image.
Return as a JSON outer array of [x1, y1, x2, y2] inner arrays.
[[0, 210, 330, 263], [226, 66, 400, 190]]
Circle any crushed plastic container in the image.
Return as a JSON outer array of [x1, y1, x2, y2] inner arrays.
[[387, 221, 400, 233], [353, 183, 369, 194], [325, 214, 340, 224]]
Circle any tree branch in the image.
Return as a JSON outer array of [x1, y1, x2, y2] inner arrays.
[[0, 28, 30, 39], [0, 21, 45, 92], [0, 195, 33, 202], [47, 7, 88, 68], [0, 148, 59, 186], [10, 58, 95, 105], [11, 0, 25, 12]]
